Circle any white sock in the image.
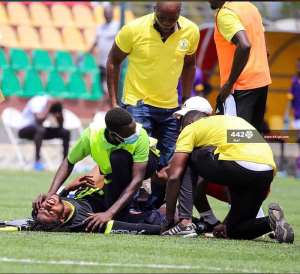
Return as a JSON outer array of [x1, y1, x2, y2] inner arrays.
[[200, 210, 219, 225], [256, 207, 265, 218]]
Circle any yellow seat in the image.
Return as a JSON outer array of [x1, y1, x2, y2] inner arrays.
[[62, 27, 86, 51], [83, 27, 97, 50], [40, 27, 64, 51], [0, 25, 19, 48], [29, 2, 53, 27], [269, 115, 284, 130], [51, 4, 74, 28], [72, 5, 96, 28], [17, 26, 41, 50], [7, 2, 31, 26], [0, 3, 9, 25], [113, 6, 135, 23], [93, 6, 105, 25]]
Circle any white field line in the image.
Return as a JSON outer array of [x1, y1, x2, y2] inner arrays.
[[0, 256, 240, 272]]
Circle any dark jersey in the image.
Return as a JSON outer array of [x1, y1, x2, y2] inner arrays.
[[59, 194, 106, 232]]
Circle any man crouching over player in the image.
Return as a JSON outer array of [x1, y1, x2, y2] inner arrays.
[[162, 97, 294, 243]]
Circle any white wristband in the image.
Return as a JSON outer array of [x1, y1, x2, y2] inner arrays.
[[56, 186, 66, 195]]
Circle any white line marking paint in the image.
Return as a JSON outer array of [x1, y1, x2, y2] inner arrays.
[[0, 257, 219, 271], [0, 257, 259, 272]]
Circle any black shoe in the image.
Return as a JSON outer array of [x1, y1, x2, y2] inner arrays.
[[192, 217, 220, 234], [268, 203, 294, 244]]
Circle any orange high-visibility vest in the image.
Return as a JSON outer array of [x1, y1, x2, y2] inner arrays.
[[214, 2, 272, 90]]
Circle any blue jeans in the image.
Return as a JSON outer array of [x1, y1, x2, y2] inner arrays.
[[123, 101, 180, 170]]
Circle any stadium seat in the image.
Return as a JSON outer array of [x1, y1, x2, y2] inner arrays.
[[72, 5, 95, 28], [51, 4, 74, 28], [22, 69, 44, 97], [0, 25, 19, 48], [62, 27, 86, 51], [10, 48, 30, 71], [0, 48, 9, 69], [269, 115, 284, 130], [32, 49, 54, 72], [113, 6, 135, 23], [78, 53, 98, 74], [1, 68, 22, 96], [40, 27, 64, 51], [55, 50, 75, 72], [46, 70, 66, 97], [89, 72, 104, 101], [0, 3, 9, 25], [17, 26, 41, 49], [83, 27, 96, 50], [63, 108, 83, 135], [93, 6, 105, 25], [29, 2, 53, 27], [7, 2, 31, 26], [67, 70, 88, 99]]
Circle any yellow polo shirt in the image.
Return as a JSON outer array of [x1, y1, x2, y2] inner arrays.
[[115, 13, 200, 109], [176, 115, 276, 171], [216, 2, 245, 42]]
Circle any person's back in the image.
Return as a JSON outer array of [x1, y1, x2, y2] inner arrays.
[[214, 1, 271, 90], [176, 115, 276, 170]]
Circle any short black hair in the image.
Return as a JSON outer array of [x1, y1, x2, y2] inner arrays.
[[181, 110, 208, 129], [105, 108, 133, 131], [49, 102, 63, 114]]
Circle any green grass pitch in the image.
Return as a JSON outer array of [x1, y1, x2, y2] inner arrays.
[[0, 170, 299, 273]]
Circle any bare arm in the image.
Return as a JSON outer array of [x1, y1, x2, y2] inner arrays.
[[85, 162, 148, 232], [181, 53, 196, 103], [219, 30, 251, 102], [48, 158, 74, 195], [106, 42, 128, 108], [107, 162, 147, 216], [165, 152, 190, 223], [64, 166, 104, 192]]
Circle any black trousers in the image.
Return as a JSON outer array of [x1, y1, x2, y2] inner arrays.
[[233, 86, 268, 133], [179, 147, 273, 240], [18, 125, 70, 162], [101, 149, 158, 221]]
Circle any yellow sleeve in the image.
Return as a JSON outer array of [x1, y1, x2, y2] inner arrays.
[[217, 8, 245, 42], [187, 26, 200, 55], [115, 23, 133, 54], [175, 125, 196, 153]]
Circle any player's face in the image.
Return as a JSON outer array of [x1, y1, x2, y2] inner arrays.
[[154, 9, 180, 34], [37, 194, 65, 225]]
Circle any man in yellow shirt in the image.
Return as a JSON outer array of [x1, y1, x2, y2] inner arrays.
[[107, 2, 200, 176], [210, 1, 271, 132], [162, 97, 294, 243]]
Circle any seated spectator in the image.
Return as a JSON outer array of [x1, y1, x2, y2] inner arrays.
[[18, 95, 70, 171]]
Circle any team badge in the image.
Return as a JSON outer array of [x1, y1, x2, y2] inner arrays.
[[178, 39, 189, 50]]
